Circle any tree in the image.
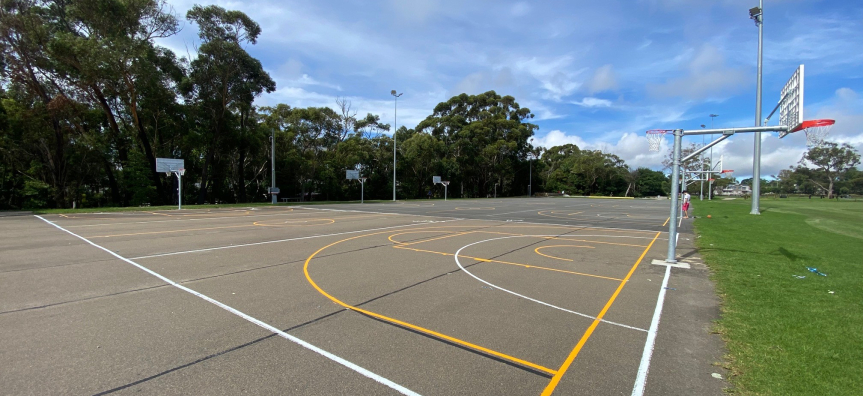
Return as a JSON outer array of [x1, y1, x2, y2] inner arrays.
[[632, 167, 667, 197], [663, 143, 709, 190], [183, 5, 275, 204], [416, 91, 536, 197], [800, 142, 861, 199]]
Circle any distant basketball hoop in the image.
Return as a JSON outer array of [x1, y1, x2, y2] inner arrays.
[[646, 130, 671, 152]]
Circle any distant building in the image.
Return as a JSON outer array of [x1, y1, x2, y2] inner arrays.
[[721, 184, 752, 196]]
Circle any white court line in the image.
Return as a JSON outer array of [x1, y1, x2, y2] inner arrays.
[[468, 217, 669, 237], [454, 235, 648, 333], [130, 221, 458, 260], [631, 264, 672, 396], [34, 215, 420, 396], [61, 209, 329, 228], [301, 206, 667, 236], [483, 208, 545, 216], [297, 205, 463, 221]]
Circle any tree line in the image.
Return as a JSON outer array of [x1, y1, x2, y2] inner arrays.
[[0, 0, 669, 210]]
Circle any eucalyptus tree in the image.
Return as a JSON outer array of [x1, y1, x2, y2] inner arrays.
[[800, 141, 860, 199], [42, 0, 183, 204], [183, 5, 274, 204], [416, 91, 536, 197]]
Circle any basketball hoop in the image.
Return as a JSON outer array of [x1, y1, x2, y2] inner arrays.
[[178, 168, 186, 176], [721, 169, 734, 179], [790, 119, 834, 147], [646, 130, 671, 152]]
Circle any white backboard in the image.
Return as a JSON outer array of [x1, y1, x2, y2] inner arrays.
[[433, 176, 441, 184], [779, 65, 804, 131], [346, 169, 360, 180], [156, 158, 184, 172]]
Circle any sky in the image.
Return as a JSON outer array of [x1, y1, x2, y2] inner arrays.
[[158, 0, 863, 180]]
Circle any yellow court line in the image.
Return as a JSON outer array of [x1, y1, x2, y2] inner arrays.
[[501, 224, 658, 235], [148, 210, 253, 217], [540, 231, 661, 396], [253, 219, 335, 226], [392, 245, 623, 282], [391, 231, 474, 247], [662, 217, 670, 226], [387, 230, 456, 244], [303, 229, 558, 376], [478, 231, 649, 248], [87, 224, 254, 238], [534, 245, 595, 262]]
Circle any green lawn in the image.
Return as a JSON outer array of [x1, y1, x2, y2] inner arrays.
[[693, 197, 863, 395]]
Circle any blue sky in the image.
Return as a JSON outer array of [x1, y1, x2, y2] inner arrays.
[[159, 0, 863, 179]]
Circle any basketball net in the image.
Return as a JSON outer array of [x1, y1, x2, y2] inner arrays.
[[792, 119, 835, 147], [646, 130, 670, 152]]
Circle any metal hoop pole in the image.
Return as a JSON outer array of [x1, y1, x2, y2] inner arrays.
[[666, 129, 682, 263], [751, 0, 763, 215], [177, 171, 182, 210]]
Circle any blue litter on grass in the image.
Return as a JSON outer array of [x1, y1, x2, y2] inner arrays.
[[807, 267, 827, 276]]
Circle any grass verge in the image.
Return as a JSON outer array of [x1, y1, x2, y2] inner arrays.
[[693, 197, 862, 395]]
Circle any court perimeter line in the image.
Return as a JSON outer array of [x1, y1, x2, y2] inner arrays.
[[33, 215, 420, 396], [631, 264, 672, 396], [303, 230, 559, 376], [130, 221, 456, 260], [453, 236, 647, 332], [299, 206, 666, 235], [540, 231, 662, 396], [59, 209, 305, 228], [393, 245, 623, 282]]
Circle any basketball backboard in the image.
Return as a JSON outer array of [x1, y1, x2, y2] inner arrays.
[[156, 158, 184, 172], [778, 65, 803, 136], [433, 176, 441, 184], [346, 170, 359, 180]]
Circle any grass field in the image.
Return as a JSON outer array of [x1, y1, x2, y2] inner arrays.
[[693, 197, 863, 395]]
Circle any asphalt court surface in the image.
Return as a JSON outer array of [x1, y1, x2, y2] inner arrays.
[[1, 198, 725, 395]]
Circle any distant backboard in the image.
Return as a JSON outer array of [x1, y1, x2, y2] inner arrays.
[[779, 65, 804, 132], [433, 176, 441, 184], [346, 169, 360, 180], [156, 158, 184, 172]]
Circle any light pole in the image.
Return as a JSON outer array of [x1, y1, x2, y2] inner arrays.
[[709, 114, 718, 200], [528, 138, 533, 198], [391, 90, 402, 201], [750, 2, 763, 215], [270, 129, 276, 204]]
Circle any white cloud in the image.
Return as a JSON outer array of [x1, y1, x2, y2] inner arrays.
[[533, 130, 588, 149], [648, 44, 749, 100], [508, 56, 585, 101], [572, 97, 613, 108], [585, 64, 618, 93]]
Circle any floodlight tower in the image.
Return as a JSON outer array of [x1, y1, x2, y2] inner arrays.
[[528, 138, 534, 197], [391, 90, 403, 201], [750, 2, 763, 215], [270, 129, 276, 204]]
